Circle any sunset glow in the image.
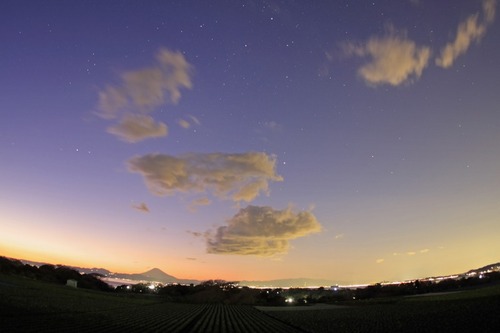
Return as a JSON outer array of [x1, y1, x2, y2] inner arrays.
[[1, 0, 499, 285]]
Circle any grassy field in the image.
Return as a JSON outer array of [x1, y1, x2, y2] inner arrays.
[[263, 284, 500, 332], [0, 274, 303, 332], [2, 273, 500, 332]]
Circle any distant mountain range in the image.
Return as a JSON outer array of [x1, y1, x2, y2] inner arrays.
[[18, 259, 199, 285], [17, 257, 500, 288], [18, 258, 340, 287], [20, 259, 112, 276], [108, 268, 199, 285], [110, 268, 177, 283], [102, 269, 341, 287], [465, 262, 500, 276]]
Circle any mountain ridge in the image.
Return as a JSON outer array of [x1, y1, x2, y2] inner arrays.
[[15, 257, 500, 288], [109, 268, 198, 285]]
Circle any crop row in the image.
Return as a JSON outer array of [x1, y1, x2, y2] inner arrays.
[[0, 276, 303, 333], [2, 302, 304, 332], [187, 303, 303, 333]]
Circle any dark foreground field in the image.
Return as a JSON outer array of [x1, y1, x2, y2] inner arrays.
[[0, 274, 302, 332], [1, 274, 500, 332], [262, 284, 500, 333]]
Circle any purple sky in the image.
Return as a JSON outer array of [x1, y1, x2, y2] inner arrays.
[[1, 0, 499, 284]]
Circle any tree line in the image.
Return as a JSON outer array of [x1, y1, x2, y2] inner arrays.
[[0, 256, 112, 292], [3, 255, 499, 305]]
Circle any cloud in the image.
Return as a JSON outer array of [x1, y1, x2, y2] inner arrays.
[[254, 121, 284, 143], [155, 48, 193, 104], [97, 48, 192, 117], [120, 68, 170, 111], [436, 0, 496, 68], [96, 48, 193, 142], [206, 205, 321, 256], [133, 202, 150, 213], [334, 233, 345, 240], [342, 28, 431, 86], [263, 121, 281, 131], [483, 0, 497, 23], [376, 258, 385, 264], [178, 119, 191, 129], [189, 115, 201, 125], [97, 86, 128, 119], [178, 115, 200, 129], [188, 197, 212, 212], [393, 249, 430, 257], [107, 114, 167, 143], [187, 231, 203, 238], [127, 152, 283, 202]]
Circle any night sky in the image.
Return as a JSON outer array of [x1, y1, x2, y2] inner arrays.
[[1, 0, 499, 284]]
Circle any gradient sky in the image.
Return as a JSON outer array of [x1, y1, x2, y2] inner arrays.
[[1, 0, 499, 284]]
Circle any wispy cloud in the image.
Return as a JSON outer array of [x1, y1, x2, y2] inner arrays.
[[128, 152, 283, 203], [96, 48, 193, 142], [341, 26, 431, 86], [178, 115, 201, 129], [436, 0, 497, 68], [263, 121, 281, 131], [107, 114, 167, 143], [206, 205, 321, 256], [188, 197, 212, 212], [334, 233, 345, 240], [132, 202, 150, 213], [393, 248, 431, 257], [178, 119, 191, 129], [97, 86, 129, 119], [187, 230, 203, 238], [376, 258, 385, 264], [254, 120, 284, 143]]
